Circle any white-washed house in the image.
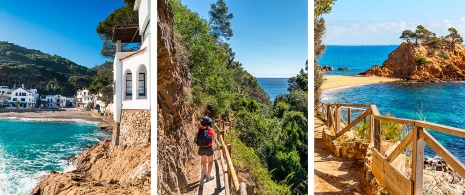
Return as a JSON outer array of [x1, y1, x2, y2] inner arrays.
[[0, 86, 11, 96], [10, 88, 36, 108], [41, 95, 66, 108], [112, 0, 151, 122], [76, 89, 94, 108], [111, 0, 152, 147]]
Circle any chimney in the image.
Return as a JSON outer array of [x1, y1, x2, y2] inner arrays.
[[22, 84, 24, 89]]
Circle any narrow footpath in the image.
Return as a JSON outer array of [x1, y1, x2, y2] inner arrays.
[[185, 146, 226, 195], [314, 116, 365, 194]]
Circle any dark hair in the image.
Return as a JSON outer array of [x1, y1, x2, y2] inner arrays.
[[200, 116, 212, 126]]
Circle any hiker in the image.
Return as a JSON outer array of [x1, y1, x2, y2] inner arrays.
[[195, 116, 215, 182]]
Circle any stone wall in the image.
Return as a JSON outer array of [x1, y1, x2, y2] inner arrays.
[[119, 109, 151, 146], [322, 129, 368, 160]]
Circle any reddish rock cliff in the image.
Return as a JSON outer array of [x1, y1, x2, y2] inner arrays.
[[363, 41, 465, 81], [157, 0, 200, 194]]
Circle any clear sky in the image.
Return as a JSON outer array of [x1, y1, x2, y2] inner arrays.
[[182, 0, 308, 78], [0, 1, 125, 68], [324, 0, 465, 45]]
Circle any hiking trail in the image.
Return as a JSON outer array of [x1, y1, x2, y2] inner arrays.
[[314, 116, 366, 194]]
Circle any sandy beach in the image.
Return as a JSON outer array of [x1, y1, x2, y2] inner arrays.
[[321, 75, 401, 91], [0, 108, 105, 122]]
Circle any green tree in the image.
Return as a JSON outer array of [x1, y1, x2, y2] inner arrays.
[[400, 30, 416, 43], [14, 99, 20, 108], [1, 97, 6, 107], [96, 0, 139, 58], [288, 61, 308, 92], [314, 0, 336, 110], [88, 61, 113, 105], [208, 0, 234, 41], [446, 27, 463, 43], [415, 25, 435, 43]]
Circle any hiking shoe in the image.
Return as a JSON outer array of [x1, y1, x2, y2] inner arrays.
[[206, 175, 214, 182]]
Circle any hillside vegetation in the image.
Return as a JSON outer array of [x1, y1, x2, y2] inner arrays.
[[0, 41, 95, 95], [170, 0, 307, 194]]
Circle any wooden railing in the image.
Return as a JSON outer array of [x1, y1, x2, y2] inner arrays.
[[215, 118, 253, 195], [321, 103, 465, 195]]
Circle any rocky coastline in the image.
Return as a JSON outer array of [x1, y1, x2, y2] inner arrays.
[[30, 111, 151, 195], [362, 41, 465, 82]]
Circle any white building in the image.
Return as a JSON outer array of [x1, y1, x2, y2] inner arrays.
[[0, 86, 11, 96], [76, 89, 94, 108], [41, 95, 66, 108], [10, 88, 36, 108], [112, 0, 151, 122]]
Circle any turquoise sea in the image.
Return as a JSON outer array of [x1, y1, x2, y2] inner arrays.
[[321, 45, 465, 162], [318, 45, 397, 75], [256, 78, 289, 102], [0, 118, 109, 195]]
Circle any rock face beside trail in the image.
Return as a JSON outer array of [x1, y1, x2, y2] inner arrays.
[[363, 41, 465, 81], [31, 140, 151, 195], [157, 0, 199, 194]]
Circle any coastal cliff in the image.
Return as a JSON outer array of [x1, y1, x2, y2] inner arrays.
[[363, 41, 465, 81], [31, 117, 151, 194], [157, 0, 199, 193]]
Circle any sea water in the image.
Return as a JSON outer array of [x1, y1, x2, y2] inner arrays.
[[256, 78, 289, 102], [323, 82, 465, 162], [318, 45, 397, 75], [0, 118, 109, 195]]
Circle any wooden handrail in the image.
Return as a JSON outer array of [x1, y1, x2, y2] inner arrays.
[[214, 118, 242, 194], [320, 102, 465, 194]]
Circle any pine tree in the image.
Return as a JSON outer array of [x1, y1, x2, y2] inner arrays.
[[209, 0, 234, 41]]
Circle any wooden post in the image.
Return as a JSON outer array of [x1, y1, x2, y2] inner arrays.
[[246, 183, 255, 195], [222, 119, 225, 130], [227, 144, 232, 158], [240, 182, 247, 195], [220, 149, 230, 195], [412, 126, 424, 195], [326, 104, 331, 127], [335, 106, 341, 134], [373, 118, 381, 151], [348, 108, 351, 124], [219, 135, 240, 190]]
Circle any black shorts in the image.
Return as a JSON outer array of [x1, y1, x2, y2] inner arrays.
[[198, 146, 214, 156]]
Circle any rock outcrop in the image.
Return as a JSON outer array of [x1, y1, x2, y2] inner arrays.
[[157, 0, 199, 193], [31, 125, 151, 194], [363, 41, 465, 81]]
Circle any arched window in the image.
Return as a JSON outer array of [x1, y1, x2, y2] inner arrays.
[[137, 65, 147, 99], [125, 70, 132, 99]]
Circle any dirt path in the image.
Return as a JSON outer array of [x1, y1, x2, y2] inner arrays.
[[314, 116, 366, 194], [184, 148, 225, 195]]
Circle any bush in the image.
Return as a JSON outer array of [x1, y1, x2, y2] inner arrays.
[[225, 131, 290, 194], [354, 121, 369, 141], [381, 113, 403, 142], [438, 50, 450, 60], [415, 55, 429, 65]]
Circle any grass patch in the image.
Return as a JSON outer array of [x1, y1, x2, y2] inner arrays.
[[225, 130, 290, 194]]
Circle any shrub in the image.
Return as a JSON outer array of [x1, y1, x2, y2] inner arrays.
[[225, 131, 290, 194], [381, 113, 403, 142], [438, 50, 450, 60], [415, 55, 429, 65], [354, 121, 369, 141]]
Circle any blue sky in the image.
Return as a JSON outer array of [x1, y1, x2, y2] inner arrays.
[[324, 0, 465, 45], [0, 1, 125, 68], [182, 0, 308, 78]]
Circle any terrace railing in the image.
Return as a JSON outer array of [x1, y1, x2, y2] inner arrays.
[[321, 103, 465, 195]]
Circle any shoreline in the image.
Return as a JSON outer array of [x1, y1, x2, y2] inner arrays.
[[321, 75, 402, 91], [0, 108, 104, 122]]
